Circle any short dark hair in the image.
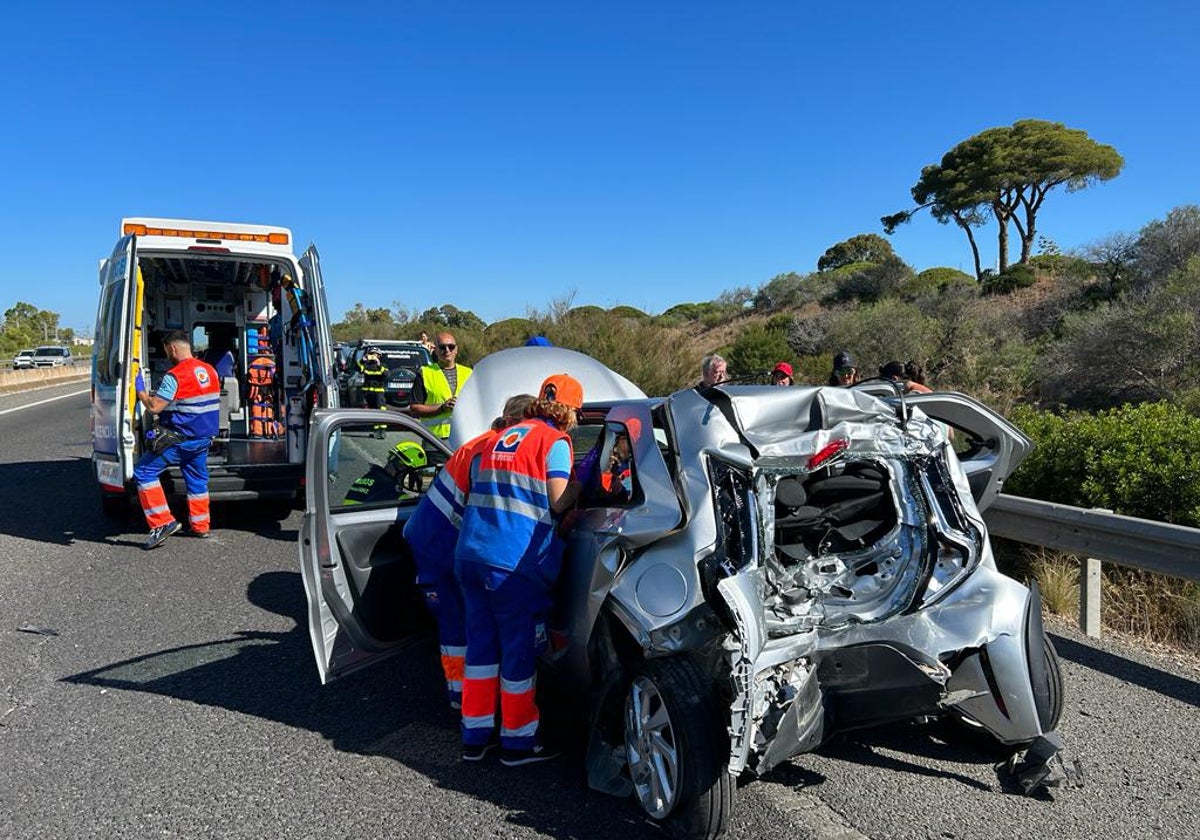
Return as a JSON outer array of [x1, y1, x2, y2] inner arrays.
[[162, 330, 191, 348]]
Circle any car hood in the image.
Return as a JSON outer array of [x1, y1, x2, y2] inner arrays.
[[448, 347, 646, 448]]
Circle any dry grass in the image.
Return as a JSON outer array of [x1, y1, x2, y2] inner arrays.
[[1028, 548, 1080, 617], [1023, 547, 1200, 654]]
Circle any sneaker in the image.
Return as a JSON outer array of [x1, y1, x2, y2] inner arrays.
[[499, 744, 559, 767], [462, 739, 498, 762], [187, 529, 211, 539], [144, 520, 182, 549]]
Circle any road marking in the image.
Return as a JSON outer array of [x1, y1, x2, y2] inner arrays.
[[0, 388, 90, 416]]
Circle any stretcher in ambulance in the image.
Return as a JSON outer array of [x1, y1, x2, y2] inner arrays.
[[90, 218, 337, 517]]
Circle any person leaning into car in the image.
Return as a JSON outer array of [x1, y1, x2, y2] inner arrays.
[[409, 332, 473, 439], [132, 331, 220, 550], [402, 392, 536, 712], [454, 374, 585, 766]]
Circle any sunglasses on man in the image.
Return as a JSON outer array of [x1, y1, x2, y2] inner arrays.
[[437, 343, 456, 351], [835, 367, 856, 377]]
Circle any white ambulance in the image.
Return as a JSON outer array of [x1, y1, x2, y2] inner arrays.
[[91, 218, 337, 517]]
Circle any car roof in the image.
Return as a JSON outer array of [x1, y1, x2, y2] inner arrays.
[[449, 347, 647, 448]]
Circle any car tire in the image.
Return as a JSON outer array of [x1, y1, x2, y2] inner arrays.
[[1036, 634, 1064, 731], [946, 633, 1063, 748], [624, 655, 733, 839]]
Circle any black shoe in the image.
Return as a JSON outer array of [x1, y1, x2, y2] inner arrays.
[[144, 520, 182, 549], [499, 744, 559, 767], [462, 739, 498, 762], [186, 529, 212, 539]]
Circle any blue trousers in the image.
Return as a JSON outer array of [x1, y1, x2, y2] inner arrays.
[[458, 565, 551, 750]]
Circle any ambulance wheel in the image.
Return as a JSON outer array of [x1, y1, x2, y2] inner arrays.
[[100, 491, 131, 521], [624, 655, 733, 839]]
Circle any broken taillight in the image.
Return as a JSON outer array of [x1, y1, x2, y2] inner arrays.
[[807, 438, 849, 470]]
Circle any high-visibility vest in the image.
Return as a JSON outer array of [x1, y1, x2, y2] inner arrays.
[[161, 358, 220, 440], [419, 363, 472, 438], [403, 428, 498, 583], [455, 418, 570, 583]]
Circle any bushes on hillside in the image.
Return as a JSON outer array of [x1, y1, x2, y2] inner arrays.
[[1007, 402, 1200, 527]]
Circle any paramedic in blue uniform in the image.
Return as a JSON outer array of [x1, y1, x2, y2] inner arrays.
[[133, 331, 220, 549], [455, 374, 585, 766], [402, 393, 536, 711]]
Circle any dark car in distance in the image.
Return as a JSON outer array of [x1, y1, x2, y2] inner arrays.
[[339, 340, 431, 408]]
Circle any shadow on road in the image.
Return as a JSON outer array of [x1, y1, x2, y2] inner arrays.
[[0, 457, 299, 546], [64, 570, 659, 840], [1051, 633, 1200, 709]]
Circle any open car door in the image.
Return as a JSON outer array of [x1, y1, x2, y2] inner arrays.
[[904, 391, 1032, 511], [300, 408, 452, 683]]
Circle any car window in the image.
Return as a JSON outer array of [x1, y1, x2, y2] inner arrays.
[[327, 423, 447, 511], [575, 420, 639, 508]]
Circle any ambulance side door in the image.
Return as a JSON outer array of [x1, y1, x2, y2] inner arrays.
[[91, 235, 139, 494], [298, 244, 338, 408], [300, 409, 452, 684]]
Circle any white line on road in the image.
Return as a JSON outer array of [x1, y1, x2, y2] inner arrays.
[[0, 388, 90, 416]]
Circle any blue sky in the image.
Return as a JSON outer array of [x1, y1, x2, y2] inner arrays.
[[1, 2, 1196, 333]]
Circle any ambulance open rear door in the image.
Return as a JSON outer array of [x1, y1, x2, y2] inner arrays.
[[91, 234, 142, 516]]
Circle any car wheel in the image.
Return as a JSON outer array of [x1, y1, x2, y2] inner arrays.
[[624, 656, 733, 839]]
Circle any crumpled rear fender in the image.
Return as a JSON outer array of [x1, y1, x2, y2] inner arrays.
[[717, 564, 1049, 772]]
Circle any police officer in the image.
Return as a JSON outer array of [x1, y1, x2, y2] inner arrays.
[[133, 331, 221, 549], [402, 393, 536, 710], [455, 374, 584, 765]]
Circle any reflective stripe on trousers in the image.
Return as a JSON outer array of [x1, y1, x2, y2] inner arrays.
[[459, 564, 550, 751]]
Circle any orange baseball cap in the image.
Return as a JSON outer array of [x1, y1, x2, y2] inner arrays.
[[539, 373, 584, 409]]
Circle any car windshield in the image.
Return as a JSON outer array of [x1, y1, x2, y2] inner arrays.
[[34, 348, 66, 357]]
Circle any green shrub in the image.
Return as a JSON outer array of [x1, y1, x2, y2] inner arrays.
[[726, 322, 792, 380], [903, 267, 975, 297], [1007, 402, 1200, 527], [982, 263, 1037, 295], [1029, 253, 1093, 280]]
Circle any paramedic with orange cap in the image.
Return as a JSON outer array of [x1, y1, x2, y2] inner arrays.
[[455, 373, 585, 766], [401, 393, 536, 710]]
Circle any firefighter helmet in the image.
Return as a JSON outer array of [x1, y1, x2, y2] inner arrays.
[[388, 440, 427, 493]]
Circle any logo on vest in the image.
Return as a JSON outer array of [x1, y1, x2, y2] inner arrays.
[[494, 425, 530, 454], [195, 367, 211, 388]]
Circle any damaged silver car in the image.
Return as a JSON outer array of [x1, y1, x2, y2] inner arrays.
[[300, 347, 1077, 839]]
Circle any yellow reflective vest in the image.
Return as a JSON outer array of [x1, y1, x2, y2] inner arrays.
[[419, 363, 472, 438]]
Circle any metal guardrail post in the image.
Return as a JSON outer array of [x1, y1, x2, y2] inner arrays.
[[1080, 557, 1102, 638]]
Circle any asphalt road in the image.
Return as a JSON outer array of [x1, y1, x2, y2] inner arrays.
[[2, 383, 1197, 839]]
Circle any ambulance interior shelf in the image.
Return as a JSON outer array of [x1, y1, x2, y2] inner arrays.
[[133, 256, 314, 467]]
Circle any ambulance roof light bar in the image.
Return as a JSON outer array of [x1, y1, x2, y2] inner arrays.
[[123, 223, 289, 246]]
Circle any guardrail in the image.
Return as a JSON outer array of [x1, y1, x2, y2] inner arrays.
[[983, 494, 1200, 637]]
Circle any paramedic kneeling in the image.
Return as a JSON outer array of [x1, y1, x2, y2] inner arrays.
[[455, 374, 585, 766], [133, 331, 221, 549]]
